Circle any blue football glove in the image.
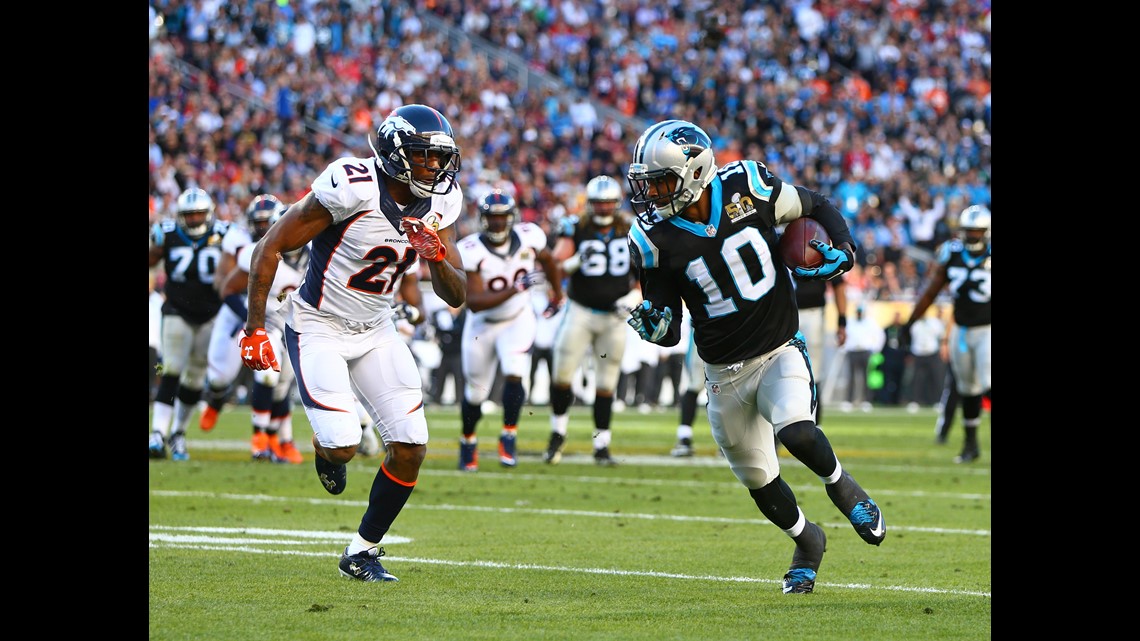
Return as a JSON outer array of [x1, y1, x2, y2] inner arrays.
[[793, 240, 855, 281], [627, 300, 673, 343]]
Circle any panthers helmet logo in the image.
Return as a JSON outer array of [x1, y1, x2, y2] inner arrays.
[[665, 126, 709, 157]]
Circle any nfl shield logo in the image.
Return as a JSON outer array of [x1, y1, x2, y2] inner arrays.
[[710, 383, 721, 395], [705, 224, 716, 237]]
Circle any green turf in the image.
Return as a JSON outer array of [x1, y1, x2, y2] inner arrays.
[[149, 403, 990, 640]]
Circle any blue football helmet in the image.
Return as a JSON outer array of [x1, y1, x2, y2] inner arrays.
[[369, 104, 461, 199], [478, 190, 517, 245], [245, 194, 286, 242]]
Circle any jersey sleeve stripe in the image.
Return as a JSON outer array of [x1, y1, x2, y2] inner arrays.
[[629, 223, 658, 269]]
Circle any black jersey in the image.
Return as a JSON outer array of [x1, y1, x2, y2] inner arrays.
[[628, 160, 802, 364], [151, 219, 228, 325], [561, 216, 634, 311], [936, 238, 991, 327]]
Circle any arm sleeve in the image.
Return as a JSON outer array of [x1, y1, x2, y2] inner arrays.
[[797, 185, 856, 252]]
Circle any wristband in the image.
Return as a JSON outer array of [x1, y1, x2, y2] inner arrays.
[[837, 316, 847, 328]]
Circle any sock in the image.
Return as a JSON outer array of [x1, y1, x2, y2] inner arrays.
[[592, 429, 612, 451], [346, 532, 379, 556], [676, 424, 693, 444], [357, 463, 416, 544]]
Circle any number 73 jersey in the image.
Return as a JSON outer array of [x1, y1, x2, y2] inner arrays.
[[627, 160, 800, 365]]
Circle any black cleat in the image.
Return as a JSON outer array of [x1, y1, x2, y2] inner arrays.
[[543, 433, 566, 465], [338, 547, 398, 582], [314, 454, 347, 495]]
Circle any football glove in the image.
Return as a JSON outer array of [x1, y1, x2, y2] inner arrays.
[[793, 240, 854, 281], [239, 328, 279, 372], [401, 217, 446, 262], [393, 302, 422, 325], [541, 298, 562, 319], [627, 300, 673, 343], [515, 270, 547, 292]]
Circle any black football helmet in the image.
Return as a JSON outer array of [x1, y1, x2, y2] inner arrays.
[[245, 194, 287, 242], [478, 190, 517, 245], [368, 104, 461, 199]]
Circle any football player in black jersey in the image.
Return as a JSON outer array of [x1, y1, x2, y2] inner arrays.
[[148, 187, 228, 461], [543, 176, 642, 466], [624, 120, 885, 595], [904, 205, 991, 464]]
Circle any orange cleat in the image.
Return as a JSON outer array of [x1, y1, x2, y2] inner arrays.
[[276, 440, 304, 464], [251, 431, 272, 461], [200, 406, 219, 431]]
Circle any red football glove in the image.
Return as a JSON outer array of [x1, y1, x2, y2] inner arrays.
[[239, 328, 279, 372], [401, 217, 446, 262]]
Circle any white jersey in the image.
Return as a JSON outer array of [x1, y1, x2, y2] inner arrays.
[[458, 223, 548, 323], [221, 223, 251, 258], [289, 155, 463, 325], [239, 244, 308, 333]]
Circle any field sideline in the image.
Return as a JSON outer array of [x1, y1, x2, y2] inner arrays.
[[150, 404, 991, 641]]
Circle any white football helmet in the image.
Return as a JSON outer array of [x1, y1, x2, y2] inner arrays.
[[176, 188, 215, 238], [958, 205, 991, 252], [627, 120, 717, 224], [585, 175, 623, 227]]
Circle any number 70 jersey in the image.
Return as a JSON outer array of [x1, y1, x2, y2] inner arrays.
[[297, 156, 463, 325], [627, 159, 800, 365]]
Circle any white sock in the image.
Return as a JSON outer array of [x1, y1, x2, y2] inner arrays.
[[551, 413, 569, 436], [676, 424, 693, 441], [782, 508, 807, 538], [592, 430, 612, 450], [346, 533, 379, 556]]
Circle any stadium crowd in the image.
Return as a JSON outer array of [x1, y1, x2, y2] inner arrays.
[[149, 0, 990, 408]]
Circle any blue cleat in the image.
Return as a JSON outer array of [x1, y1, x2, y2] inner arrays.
[[783, 520, 826, 594], [459, 440, 478, 471], [169, 432, 189, 461], [848, 498, 886, 546], [498, 432, 517, 467], [149, 431, 167, 459], [339, 547, 399, 582]]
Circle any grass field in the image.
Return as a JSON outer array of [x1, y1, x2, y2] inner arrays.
[[149, 403, 991, 641]]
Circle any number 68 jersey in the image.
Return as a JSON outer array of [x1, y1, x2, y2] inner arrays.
[[628, 159, 803, 365]]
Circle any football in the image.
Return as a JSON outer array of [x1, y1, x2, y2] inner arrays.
[[778, 217, 830, 269]]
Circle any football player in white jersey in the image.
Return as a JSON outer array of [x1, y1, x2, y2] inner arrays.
[[220, 200, 307, 463], [241, 104, 467, 583], [456, 190, 564, 471], [200, 195, 283, 432]]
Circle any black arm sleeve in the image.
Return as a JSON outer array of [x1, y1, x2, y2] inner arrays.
[[795, 185, 857, 253]]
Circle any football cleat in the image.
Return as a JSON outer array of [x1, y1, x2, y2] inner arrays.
[[169, 432, 189, 462], [199, 405, 219, 431], [459, 440, 478, 472], [314, 454, 347, 495], [149, 431, 167, 459], [670, 439, 694, 457], [498, 432, 517, 467], [782, 568, 817, 594], [338, 547, 399, 582], [542, 433, 566, 465], [848, 498, 886, 546], [954, 447, 981, 464], [783, 521, 826, 594], [276, 440, 303, 464], [251, 432, 273, 461], [593, 447, 618, 467]]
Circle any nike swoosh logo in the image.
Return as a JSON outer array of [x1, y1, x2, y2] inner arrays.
[[330, 175, 339, 188], [869, 514, 885, 538]]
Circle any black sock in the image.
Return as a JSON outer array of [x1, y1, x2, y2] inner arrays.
[[358, 464, 415, 543]]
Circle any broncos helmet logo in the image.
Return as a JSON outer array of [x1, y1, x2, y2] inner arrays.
[[380, 115, 417, 138]]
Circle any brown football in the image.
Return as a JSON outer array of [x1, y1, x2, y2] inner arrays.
[[778, 218, 831, 269]]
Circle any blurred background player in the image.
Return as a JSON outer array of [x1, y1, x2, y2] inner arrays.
[[456, 190, 563, 470], [200, 194, 285, 432], [791, 273, 847, 431], [543, 176, 641, 466], [670, 318, 705, 457], [904, 205, 991, 463], [149, 187, 228, 460], [218, 200, 305, 462]]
